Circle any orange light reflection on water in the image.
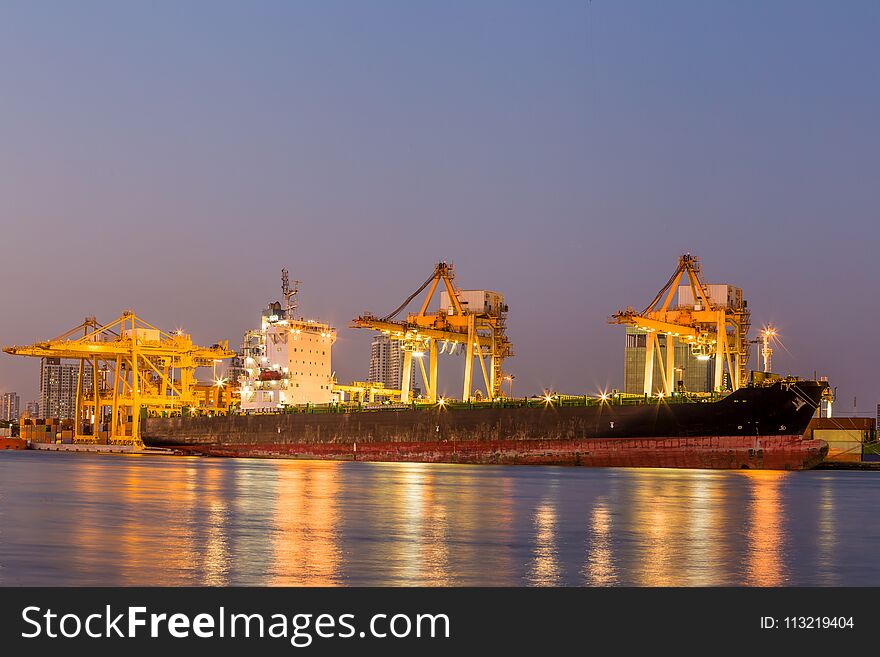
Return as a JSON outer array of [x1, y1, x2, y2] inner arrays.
[[529, 500, 560, 586], [743, 469, 788, 586], [584, 499, 617, 586], [56, 456, 800, 586], [270, 461, 340, 586]]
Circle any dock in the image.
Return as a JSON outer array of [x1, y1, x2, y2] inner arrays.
[[815, 461, 880, 471], [27, 443, 176, 455]]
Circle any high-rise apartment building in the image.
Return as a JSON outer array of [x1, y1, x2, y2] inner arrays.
[[367, 335, 418, 393], [368, 335, 402, 390], [1, 392, 20, 421], [39, 358, 94, 419], [24, 400, 39, 418]]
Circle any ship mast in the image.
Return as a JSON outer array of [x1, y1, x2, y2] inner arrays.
[[281, 268, 300, 321]]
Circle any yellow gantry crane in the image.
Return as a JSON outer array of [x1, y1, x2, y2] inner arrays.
[[351, 262, 513, 402], [3, 311, 234, 445], [332, 381, 404, 404], [609, 254, 751, 394]]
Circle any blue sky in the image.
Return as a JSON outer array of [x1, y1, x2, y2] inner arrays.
[[0, 1, 877, 410]]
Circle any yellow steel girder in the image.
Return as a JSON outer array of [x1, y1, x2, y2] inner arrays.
[[3, 311, 233, 444]]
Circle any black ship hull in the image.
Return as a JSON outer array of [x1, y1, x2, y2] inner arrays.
[[142, 380, 830, 470]]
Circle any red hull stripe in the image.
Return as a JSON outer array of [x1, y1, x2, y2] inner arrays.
[[172, 435, 829, 470]]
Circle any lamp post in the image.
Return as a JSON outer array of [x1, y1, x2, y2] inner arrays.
[[674, 366, 684, 393], [503, 374, 515, 399]]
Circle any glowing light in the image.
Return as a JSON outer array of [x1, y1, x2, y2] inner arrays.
[[543, 394, 554, 404], [599, 392, 609, 402], [438, 397, 446, 407]]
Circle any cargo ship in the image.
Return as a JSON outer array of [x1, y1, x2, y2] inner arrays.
[[143, 379, 829, 470]]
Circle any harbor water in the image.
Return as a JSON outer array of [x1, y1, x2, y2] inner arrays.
[[1, 450, 878, 586]]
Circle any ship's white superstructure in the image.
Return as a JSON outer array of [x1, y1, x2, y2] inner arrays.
[[238, 274, 337, 410]]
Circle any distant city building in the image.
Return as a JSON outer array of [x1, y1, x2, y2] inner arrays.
[[368, 335, 402, 390], [39, 358, 93, 419], [225, 352, 249, 391], [367, 335, 418, 394], [25, 400, 39, 418], [1, 392, 20, 421]]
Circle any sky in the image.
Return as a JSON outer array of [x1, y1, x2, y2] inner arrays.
[[0, 1, 878, 412]]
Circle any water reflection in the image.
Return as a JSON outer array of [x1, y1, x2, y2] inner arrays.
[[270, 462, 340, 585], [529, 500, 560, 586], [628, 471, 679, 586], [584, 499, 617, 586], [412, 469, 451, 586], [744, 470, 787, 586], [201, 465, 231, 585], [1, 452, 878, 586], [684, 473, 726, 586], [816, 477, 836, 585]]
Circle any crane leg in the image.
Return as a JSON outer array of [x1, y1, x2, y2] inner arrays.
[[476, 339, 491, 400], [714, 315, 725, 391], [429, 339, 438, 403], [665, 335, 675, 394], [401, 350, 413, 404], [418, 355, 430, 399], [75, 358, 85, 437], [489, 332, 497, 399], [643, 332, 655, 396], [463, 318, 475, 401]]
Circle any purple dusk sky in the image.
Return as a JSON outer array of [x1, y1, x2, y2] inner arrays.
[[0, 2, 877, 412]]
